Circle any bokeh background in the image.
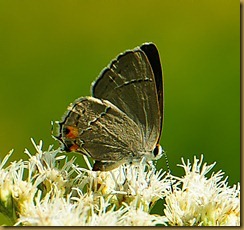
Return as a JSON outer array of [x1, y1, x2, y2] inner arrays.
[[0, 0, 240, 222]]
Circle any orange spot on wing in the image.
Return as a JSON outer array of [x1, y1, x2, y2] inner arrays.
[[66, 126, 79, 139], [69, 144, 79, 152]]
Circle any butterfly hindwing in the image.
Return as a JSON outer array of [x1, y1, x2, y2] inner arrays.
[[58, 96, 144, 169]]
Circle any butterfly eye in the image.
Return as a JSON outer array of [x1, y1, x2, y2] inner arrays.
[[153, 144, 163, 158]]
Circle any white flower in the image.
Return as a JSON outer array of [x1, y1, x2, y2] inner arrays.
[[119, 204, 167, 226], [164, 155, 240, 226], [0, 151, 15, 219], [17, 189, 122, 226], [76, 157, 171, 212], [0, 139, 170, 226], [0, 140, 240, 226]]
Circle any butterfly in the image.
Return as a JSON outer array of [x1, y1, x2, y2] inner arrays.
[[57, 43, 164, 171]]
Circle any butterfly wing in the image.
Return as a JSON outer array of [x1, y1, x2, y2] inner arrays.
[[92, 43, 163, 150], [140, 43, 164, 141], [58, 96, 144, 170]]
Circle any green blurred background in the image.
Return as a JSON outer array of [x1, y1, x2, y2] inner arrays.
[[0, 0, 240, 223]]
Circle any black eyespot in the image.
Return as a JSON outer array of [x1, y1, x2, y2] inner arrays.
[[63, 127, 71, 135]]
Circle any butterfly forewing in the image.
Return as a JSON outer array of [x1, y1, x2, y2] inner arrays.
[[92, 47, 161, 150], [140, 43, 164, 141]]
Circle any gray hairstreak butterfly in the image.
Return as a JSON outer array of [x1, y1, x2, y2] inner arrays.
[[57, 42, 164, 171]]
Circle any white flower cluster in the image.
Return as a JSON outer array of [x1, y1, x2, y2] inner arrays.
[[164, 156, 240, 226], [0, 139, 240, 226]]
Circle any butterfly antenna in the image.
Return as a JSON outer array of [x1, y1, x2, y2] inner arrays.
[[163, 151, 173, 192]]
